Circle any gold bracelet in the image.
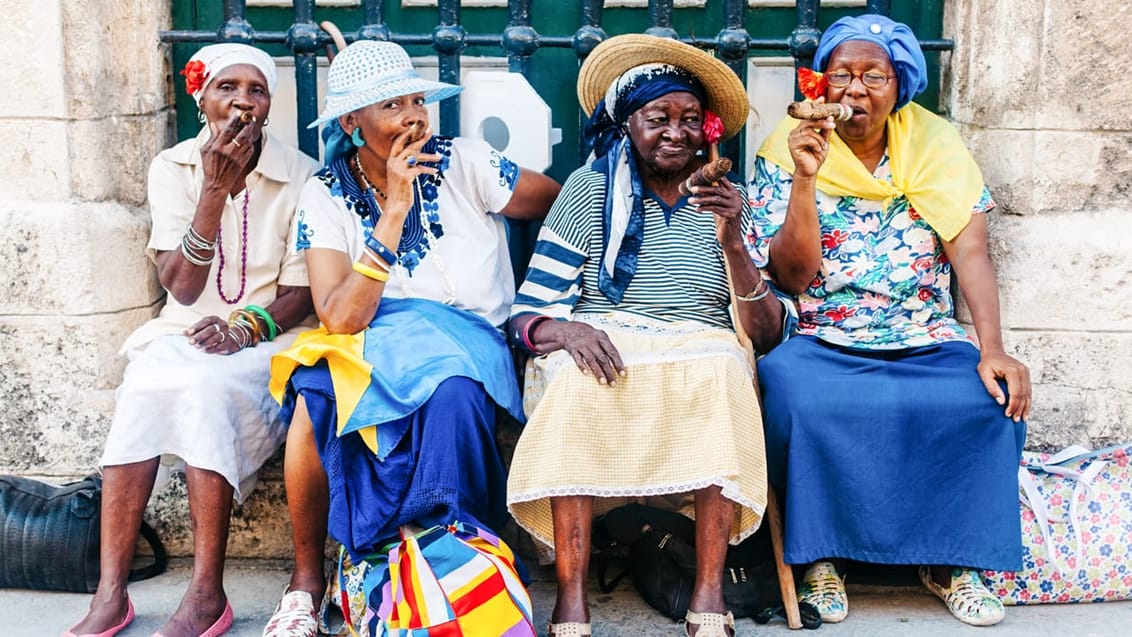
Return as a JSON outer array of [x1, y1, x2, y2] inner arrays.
[[353, 260, 390, 282], [735, 279, 771, 302]]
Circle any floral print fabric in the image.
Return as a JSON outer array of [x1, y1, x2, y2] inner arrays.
[[748, 154, 994, 349]]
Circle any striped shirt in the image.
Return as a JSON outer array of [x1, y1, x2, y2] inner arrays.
[[512, 162, 751, 331]]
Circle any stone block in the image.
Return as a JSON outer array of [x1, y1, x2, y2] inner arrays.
[[0, 307, 157, 475], [1004, 331, 1132, 451], [69, 112, 174, 204], [0, 201, 161, 315], [0, 120, 71, 201], [59, 0, 172, 120], [0, 1, 67, 118], [972, 210, 1132, 332]]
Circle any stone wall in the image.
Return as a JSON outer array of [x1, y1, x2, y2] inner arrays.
[[944, 0, 1132, 451], [0, 0, 1129, 560]]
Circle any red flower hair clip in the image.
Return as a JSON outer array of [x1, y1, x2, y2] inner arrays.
[[702, 110, 724, 145], [180, 60, 209, 96], [797, 68, 828, 101]]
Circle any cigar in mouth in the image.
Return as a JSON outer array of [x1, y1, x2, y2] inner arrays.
[[787, 101, 853, 121], [407, 121, 428, 143], [235, 111, 256, 129]]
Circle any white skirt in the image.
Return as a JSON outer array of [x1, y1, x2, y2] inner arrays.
[[101, 334, 289, 503]]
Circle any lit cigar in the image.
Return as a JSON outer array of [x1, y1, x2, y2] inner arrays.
[[679, 158, 732, 196], [787, 101, 852, 121], [235, 111, 256, 130]]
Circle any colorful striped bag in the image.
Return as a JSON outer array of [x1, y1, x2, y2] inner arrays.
[[363, 522, 536, 637]]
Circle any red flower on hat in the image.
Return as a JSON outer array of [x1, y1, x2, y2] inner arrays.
[[702, 110, 724, 145], [180, 60, 209, 96], [797, 67, 828, 101]]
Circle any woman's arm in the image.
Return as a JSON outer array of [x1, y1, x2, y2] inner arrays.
[[941, 214, 1031, 422], [499, 168, 561, 221], [764, 119, 836, 295], [693, 176, 785, 353], [156, 113, 262, 305]]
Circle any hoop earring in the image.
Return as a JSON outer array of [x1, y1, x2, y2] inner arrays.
[[351, 127, 365, 148], [262, 117, 270, 128], [197, 110, 207, 124]]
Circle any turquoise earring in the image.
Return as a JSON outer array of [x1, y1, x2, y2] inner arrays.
[[351, 127, 365, 147]]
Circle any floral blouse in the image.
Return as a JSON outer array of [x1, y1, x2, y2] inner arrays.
[[748, 154, 995, 350]]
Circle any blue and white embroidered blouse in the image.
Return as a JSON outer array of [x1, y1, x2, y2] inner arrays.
[[294, 136, 520, 327]]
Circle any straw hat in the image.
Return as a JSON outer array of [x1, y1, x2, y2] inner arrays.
[[309, 40, 462, 128], [577, 34, 750, 140]]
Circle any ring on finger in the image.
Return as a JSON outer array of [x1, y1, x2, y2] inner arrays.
[[232, 139, 242, 148], [406, 155, 418, 167], [217, 330, 226, 343]]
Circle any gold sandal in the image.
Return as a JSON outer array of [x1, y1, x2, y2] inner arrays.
[[683, 610, 735, 637]]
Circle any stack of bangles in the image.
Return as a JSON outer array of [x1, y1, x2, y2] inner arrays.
[[181, 223, 216, 266], [353, 234, 397, 282], [227, 304, 278, 350], [735, 277, 771, 302], [518, 315, 553, 353]]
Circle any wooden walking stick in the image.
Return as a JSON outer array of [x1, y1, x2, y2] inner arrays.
[[711, 143, 803, 629]]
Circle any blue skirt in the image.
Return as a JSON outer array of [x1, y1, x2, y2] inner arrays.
[[288, 368, 508, 560], [758, 336, 1026, 571]]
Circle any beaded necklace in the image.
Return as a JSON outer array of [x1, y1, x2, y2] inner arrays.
[[215, 189, 249, 304], [353, 155, 456, 304]]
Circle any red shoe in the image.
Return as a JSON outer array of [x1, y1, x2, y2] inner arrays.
[[62, 597, 135, 637]]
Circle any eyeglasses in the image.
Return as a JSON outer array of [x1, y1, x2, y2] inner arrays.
[[825, 71, 891, 89]]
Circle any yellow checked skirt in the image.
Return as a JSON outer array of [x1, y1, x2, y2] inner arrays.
[[506, 314, 768, 550]]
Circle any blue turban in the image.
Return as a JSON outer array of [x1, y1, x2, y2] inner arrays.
[[814, 15, 928, 111]]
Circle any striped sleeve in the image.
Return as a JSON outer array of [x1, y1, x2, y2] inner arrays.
[[510, 167, 604, 321]]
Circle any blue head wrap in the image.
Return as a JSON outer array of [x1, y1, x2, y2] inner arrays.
[[814, 15, 928, 111], [580, 64, 707, 304]]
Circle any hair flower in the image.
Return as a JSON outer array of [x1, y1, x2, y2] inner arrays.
[[180, 60, 209, 96], [797, 67, 828, 101], [702, 110, 724, 145]]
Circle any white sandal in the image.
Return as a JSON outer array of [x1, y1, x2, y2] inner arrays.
[[262, 590, 317, 637], [683, 610, 735, 637], [547, 621, 592, 636]]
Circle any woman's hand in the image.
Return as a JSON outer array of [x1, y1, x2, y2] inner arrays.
[[537, 320, 626, 386], [383, 124, 441, 214], [185, 315, 243, 356], [689, 176, 745, 249], [788, 98, 835, 179], [200, 111, 258, 194], [977, 350, 1032, 422]]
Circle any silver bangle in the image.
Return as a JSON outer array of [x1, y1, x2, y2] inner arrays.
[[180, 237, 215, 265], [735, 279, 771, 302]]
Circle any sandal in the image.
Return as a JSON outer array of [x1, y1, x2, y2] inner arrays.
[[547, 621, 592, 636], [919, 566, 1005, 627], [262, 590, 317, 637], [798, 561, 848, 623], [682, 610, 735, 637], [62, 596, 135, 637]]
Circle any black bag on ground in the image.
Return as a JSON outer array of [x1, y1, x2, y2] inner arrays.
[[0, 473, 167, 592], [592, 503, 782, 619]]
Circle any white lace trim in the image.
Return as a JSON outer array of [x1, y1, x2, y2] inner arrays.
[[508, 476, 766, 548]]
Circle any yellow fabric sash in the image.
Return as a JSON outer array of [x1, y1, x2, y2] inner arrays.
[[269, 327, 379, 453], [757, 102, 983, 241]]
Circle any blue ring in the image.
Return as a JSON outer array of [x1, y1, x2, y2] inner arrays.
[[406, 155, 418, 167]]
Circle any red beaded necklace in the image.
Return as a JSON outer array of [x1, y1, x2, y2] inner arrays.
[[216, 189, 249, 304]]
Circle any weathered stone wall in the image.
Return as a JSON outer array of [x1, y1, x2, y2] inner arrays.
[[0, 0, 1128, 560], [944, 0, 1132, 451]]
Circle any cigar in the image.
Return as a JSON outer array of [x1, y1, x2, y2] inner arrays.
[[407, 121, 428, 143], [678, 158, 732, 196], [787, 101, 852, 121], [234, 111, 256, 130]]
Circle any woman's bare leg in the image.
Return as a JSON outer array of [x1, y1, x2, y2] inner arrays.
[[284, 395, 330, 602], [67, 459, 159, 634], [550, 496, 594, 625], [688, 486, 735, 636]]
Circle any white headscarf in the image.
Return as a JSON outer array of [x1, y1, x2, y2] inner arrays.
[[184, 43, 277, 106]]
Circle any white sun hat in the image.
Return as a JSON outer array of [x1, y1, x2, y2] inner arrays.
[[309, 40, 463, 128]]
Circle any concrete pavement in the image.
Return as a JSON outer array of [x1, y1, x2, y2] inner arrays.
[[4, 560, 1128, 637]]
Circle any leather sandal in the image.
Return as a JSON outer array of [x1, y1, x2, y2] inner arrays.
[[547, 621, 592, 636], [683, 610, 735, 637]]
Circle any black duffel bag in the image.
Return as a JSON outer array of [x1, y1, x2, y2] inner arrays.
[[0, 473, 167, 592]]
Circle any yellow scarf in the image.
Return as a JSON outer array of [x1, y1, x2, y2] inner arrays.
[[757, 102, 983, 241]]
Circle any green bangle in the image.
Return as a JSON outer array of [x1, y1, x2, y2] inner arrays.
[[244, 304, 278, 342]]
